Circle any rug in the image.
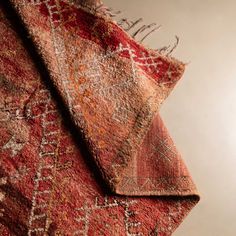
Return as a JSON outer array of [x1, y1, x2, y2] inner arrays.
[[0, 0, 199, 235]]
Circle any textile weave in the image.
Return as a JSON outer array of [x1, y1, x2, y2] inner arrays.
[[0, 1, 199, 235]]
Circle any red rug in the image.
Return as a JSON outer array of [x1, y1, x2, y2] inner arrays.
[[0, 0, 199, 235]]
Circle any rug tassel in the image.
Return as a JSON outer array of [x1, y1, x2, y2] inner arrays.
[[92, 3, 179, 55]]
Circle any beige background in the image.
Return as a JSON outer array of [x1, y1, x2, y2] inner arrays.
[[104, 0, 236, 235]]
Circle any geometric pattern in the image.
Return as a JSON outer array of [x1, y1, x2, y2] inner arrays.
[[0, 0, 199, 235]]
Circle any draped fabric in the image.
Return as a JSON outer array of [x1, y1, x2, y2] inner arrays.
[[0, 1, 199, 235]]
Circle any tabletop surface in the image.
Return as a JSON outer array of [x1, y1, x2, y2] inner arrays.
[[104, 1, 236, 235]]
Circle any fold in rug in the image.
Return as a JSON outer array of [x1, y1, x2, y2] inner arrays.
[[0, 0, 199, 235]]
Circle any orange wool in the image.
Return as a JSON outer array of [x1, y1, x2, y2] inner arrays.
[[0, 1, 199, 235]]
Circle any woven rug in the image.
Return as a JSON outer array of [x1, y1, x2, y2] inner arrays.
[[0, 0, 199, 235]]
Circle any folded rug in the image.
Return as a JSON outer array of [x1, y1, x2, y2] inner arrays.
[[0, 0, 199, 235]]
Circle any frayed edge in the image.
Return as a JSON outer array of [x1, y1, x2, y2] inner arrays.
[[157, 36, 180, 56], [76, 1, 180, 56], [97, 4, 179, 56]]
